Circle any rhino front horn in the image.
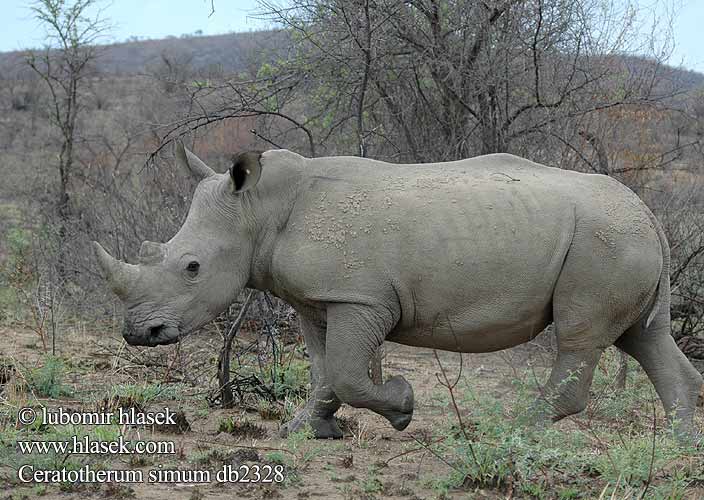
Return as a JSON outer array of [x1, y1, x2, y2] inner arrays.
[[92, 241, 139, 298], [175, 141, 216, 180]]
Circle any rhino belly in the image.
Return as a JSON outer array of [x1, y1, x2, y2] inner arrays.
[[386, 299, 553, 353]]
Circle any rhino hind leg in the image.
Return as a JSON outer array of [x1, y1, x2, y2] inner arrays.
[[324, 303, 414, 431], [537, 230, 667, 425], [616, 318, 703, 439], [280, 316, 343, 439], [533, 345, 604, 422], [535, 299, 636, 422]]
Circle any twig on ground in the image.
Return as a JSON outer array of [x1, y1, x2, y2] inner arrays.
[[219, 290, 256, 408]]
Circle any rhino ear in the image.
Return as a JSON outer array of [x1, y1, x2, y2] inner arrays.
[[230, 151, 263, 193], [175, 141, 216, 180]]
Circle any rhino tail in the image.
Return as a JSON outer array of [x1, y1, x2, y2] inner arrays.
[[645, 211, 671, 330]]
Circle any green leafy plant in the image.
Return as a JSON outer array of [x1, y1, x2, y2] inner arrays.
[[115, 382, 182, 401], [217, 417, 267, 439], [26, 356, 72, 398], [265, 451, 287, 466], [362, 465, 384, 494]]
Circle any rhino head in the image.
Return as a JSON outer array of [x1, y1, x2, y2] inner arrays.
[[93, 143, 262, 346]]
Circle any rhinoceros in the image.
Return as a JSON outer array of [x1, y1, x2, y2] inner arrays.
[[93, 143, 703, 439]]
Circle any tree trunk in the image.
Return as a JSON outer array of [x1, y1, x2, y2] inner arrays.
[[478, 86, 504, 154]]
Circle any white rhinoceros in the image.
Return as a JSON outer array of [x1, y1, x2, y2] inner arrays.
[[94, 143, 703, 439]]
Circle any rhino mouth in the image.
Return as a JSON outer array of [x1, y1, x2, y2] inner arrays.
[[123, 324, 181, 347]]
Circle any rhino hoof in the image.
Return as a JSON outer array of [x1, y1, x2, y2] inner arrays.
[[385, 375, 414, 431], [389, 411, 413, 431], [280, 417, 343, 439]]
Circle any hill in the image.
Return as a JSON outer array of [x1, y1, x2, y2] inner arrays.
[[0, 30, 290, 77], [0, 30, 701, 89]]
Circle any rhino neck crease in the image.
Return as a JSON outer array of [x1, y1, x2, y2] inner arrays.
[[245, 150, 306, 293]]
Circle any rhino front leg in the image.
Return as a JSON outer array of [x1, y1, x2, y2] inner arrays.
[[325, 303, 414, 431], [280, 315, 342, 439]]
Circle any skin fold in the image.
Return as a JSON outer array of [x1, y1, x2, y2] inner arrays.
[[94, 143, 703, 440]]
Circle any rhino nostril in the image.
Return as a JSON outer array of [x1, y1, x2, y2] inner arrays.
[[149, 325, 165, 337]]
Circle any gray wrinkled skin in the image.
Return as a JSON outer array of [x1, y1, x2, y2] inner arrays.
[[94, 145, 703, 440]]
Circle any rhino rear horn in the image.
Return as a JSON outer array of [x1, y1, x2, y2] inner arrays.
[[92, 241, 139, 298], [230, 151, 263, 193], [175, 141, 216, 180], [138, 241, 167, 265]]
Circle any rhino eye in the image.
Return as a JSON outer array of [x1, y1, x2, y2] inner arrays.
[[186, 261, 200, 274]]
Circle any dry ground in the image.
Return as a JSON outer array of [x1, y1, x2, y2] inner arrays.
[[1, 324, 703, 500]]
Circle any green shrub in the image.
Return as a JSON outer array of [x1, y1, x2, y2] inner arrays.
[[250, 357, 310, 401], [362, 466, 384, 494], [0, 225, 33, 321], [4, 226, 32, 269], [593, 432, 684, 484], [26, 356, 72, 398], [217, 417, 267, 439], [427, 369, 702, 496], [234, 351, 310, 408], [107, 382, 181, 403], [265, 451, 286, 465]]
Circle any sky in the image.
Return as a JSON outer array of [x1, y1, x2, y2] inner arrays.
[[0, 0, 269, 49], [0, 0, 702, 73]]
